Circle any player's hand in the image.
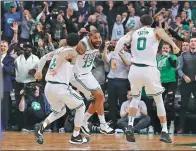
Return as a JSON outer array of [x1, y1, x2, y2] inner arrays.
[[183, 75, 191, 83], [49, 68, 57, 76], [173, 45, 180, 54], [34, 71, 43, 80], [111, 59, 117, 70]]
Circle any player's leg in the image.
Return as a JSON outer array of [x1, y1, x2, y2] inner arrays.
[[63, 86, 89, 144], [71, 73, 114, 135], [126, 65, 143, 142], [34, 83, 67, 144], [70, 74, 94, 136], [91, 88, 114, 135], [145, 67, 172, 143]]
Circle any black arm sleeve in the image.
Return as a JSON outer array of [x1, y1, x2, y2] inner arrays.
[[168, 56, 177, 68]]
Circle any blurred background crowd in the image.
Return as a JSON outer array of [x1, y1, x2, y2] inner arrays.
[[1, 0, 196, 135]]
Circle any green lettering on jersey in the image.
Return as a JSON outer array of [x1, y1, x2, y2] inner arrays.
[[49, 58, 56, 69], [137, 37, 147, 51], [82, 58, 94, 68]]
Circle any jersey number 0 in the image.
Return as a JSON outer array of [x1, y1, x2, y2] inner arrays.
[[137, 37, 147, 51]]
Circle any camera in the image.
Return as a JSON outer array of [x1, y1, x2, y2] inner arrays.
[[23, 83, 37, 96], [107, 41, 116, 52]]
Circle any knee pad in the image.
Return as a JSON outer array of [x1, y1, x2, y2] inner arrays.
[[129, 97, 140, 109], [153, 95, 166, 117], [167, 91, 174, 105]]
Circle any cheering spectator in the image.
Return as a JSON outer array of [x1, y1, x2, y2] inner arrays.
[[103, 41, 132, 129], [157, 43, 178, 134], [124, 7, 141, 31], [177, 37, 196, 134], [1, 40, 14, 131], [3, 2, 21, 44], [111, 15, 124, 41]]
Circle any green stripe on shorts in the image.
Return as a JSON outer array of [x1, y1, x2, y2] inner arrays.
[[74, 73, 100, 91], [68, 87, 84, 100]]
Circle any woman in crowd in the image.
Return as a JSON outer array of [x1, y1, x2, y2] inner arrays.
[[157, 43, 178, 134]]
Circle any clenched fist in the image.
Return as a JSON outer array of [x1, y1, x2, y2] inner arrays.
[[34, 71, 43, 80]]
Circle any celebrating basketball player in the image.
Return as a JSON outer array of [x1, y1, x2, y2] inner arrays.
[[70, 30, 114, 135], [34, 33, 89, 145], [113, 14, 180, 143]]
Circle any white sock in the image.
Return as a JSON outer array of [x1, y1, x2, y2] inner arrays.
[[161, 122, 168, 133], [83, 112, 92, 123], [170, 121, 174, 126], [73, 130, 80, 137], [128, 116, 135, 126], [98, 114, 106, 124], [43, 122, 48, 128]]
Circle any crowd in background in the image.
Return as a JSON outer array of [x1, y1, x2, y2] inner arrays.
[[1, 0, 196, 135]]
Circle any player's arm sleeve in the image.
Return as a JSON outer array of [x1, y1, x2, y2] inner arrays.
[[177, 55, 185, 78], [154, 28, 176, 48], [168, 56, 177, 68], [37, 51, 54, 72]]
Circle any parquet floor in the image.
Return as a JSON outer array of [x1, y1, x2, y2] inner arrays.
[[1, 132, 196, 150]]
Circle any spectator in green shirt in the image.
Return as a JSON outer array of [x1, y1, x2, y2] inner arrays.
[[157, 43, 178, 134]]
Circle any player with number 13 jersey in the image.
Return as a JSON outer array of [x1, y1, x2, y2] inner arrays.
[[70, 31, 115, 136]]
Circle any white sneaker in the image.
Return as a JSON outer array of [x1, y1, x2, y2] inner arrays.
[[148, 126, 154, 134], [140, 128, 148, 134], [21, 128, 34, 132], [100, 123, 115, 135], [59, 127, 65, 133], [169, 125, 175, 134], [81, 122, 91, 136]]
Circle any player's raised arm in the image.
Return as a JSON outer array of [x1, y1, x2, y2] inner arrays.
[[154, 28, 180, 54], [54, 48, 78, 72], [113, 30, 134, 55]]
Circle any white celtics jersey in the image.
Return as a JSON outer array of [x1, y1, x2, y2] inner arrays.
[[45, 47, 73, 84], [131, 26, 160, 67], [72, 36, 99, 75]]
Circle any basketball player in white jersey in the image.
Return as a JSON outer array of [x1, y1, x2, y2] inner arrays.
[[70, 31, 114, 135], [114, 14, 180, 143], [34, 33, 89, 145]]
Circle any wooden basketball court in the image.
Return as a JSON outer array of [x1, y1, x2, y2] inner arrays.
[[1, 132, 196, 150]]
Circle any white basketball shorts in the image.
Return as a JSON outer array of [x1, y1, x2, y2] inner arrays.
[[128, 65, 165, 97]]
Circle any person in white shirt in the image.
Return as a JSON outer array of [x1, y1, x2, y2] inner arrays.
[[14, 42, 39, 106], [117, 91, 150, 133], [124, 7, 141, 31]]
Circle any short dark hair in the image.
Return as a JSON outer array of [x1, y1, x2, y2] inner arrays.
[[66, 33, 80, 46], [89, 30, 99, 37], [140, 14, 153, 26]]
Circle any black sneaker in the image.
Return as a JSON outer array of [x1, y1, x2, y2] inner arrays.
[[69, 134, 90, 144], [34, 123, 44, 144], [160, 132, 172, 143], [125, 125, 135, 142]]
